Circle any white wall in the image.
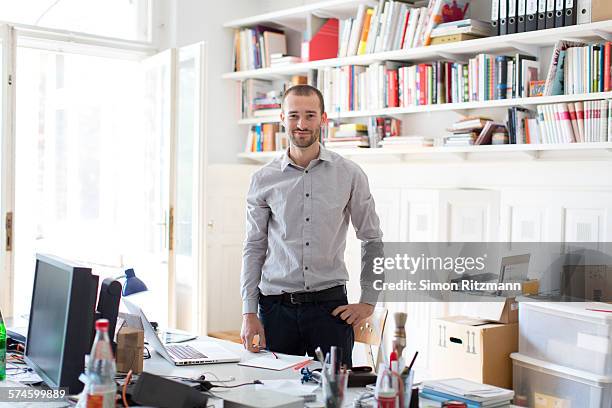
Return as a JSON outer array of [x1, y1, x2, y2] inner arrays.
[[172, 0, 263, 164]]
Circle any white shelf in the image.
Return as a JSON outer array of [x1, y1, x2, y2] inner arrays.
[[238, 142, 612, 163], [237, 92, 612, 124], [223, 0, 376, 31], [222, 20, 612, 81]]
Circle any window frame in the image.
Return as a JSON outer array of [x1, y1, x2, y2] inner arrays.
[[0, 16, 160, 318]]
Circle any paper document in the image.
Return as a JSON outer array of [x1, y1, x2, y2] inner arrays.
[[239, 353, 311, 370], [423, 378, 514, 402], [256, 379, 319, 396]]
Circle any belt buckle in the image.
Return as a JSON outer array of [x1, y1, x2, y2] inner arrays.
[[289, 293, 301, 304]]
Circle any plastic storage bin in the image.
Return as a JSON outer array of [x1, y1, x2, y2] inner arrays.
[[518, 300, 612, 376], [511, 353, 612, 408]]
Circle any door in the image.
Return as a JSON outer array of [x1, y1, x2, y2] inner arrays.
[[174, 42, 207, 333], [0, 25, 14, 316]]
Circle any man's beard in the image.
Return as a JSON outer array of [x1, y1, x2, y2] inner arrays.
[[288, 127, 320, 148]]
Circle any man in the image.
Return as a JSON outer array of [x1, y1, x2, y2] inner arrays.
[[240, 84, 382, 366]]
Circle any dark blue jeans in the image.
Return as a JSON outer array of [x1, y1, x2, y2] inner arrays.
[[258, 294, 354, 367]]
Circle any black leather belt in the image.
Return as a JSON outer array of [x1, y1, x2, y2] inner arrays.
[[262, 285, 346, 305]]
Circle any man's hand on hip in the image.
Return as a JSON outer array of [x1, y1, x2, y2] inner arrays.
[[332, 303, 374, 326], [241, 313, 266, 352]]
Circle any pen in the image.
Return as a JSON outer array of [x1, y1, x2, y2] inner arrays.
[[259, 347, 279, 359]]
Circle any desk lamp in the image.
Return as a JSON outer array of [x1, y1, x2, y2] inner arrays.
[[118, 268, 148, 297]]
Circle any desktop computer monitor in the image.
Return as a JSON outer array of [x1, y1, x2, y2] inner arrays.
[[23, 254, 99, 394]]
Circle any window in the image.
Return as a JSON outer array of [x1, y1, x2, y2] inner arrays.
[[13, 46, 155, 318], [0, 0, 150, 41]]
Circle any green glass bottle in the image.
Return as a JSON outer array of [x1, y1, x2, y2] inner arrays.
[[0, 307, 5, 381]]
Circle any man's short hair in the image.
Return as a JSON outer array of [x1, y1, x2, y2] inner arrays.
[[281, 84, 325, 115]]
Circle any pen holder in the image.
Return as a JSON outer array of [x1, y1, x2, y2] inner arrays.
[[322, 371, 348, 408]]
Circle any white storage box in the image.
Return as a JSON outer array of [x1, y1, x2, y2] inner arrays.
[[511, 353, 612, 408], [518, 300, 612, 376]]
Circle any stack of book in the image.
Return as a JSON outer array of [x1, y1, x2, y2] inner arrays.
[[364, 117, 402, 148], [338, 0, 470, 57], [241, 76, 307, 119], [421, 378, 514, 408], [562, 42, 612, 95], [541, 40, 612, 96], [251, 92, 282, 117], [233, 26, 287, 71], [313, 52, 538, 112], [506, 106, 531, 144], [444, 132, 478, 146], [535, 100, 611, 144], [270, 53, 301, 67], [430, 19, 493, 45], [245, 124, 287, 152], [325, 123, 369, 148], [446, 116, 503, 146], [505, 100, 612, 144], [380, 135, 434, 148], [241, 79, 275, 118]]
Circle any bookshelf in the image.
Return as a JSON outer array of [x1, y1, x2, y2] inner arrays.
[[223, 20, 612, 81], [238, 142, 612, 163], [224, 1, 612, 162], [238, 92, 612, 124]]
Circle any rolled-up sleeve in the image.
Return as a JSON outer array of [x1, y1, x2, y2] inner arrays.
[[347, 166, 384, 306], [240, 173, 270, 314]]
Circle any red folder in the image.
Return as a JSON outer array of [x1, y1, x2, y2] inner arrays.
[[301, 18, 339, 62]]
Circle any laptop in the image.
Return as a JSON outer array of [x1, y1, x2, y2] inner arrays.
[[123, 299, 241, 366]]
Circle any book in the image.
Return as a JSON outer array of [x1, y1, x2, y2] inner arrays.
[[452, 116, 492, 130], [542, 40, 585, 95], [474, 120, 500, 145], [263, 32, 287, 68], [358, 8, 374, 55], [430, 33, 484, 45], [302, 18, 339, 62], [234, 25, 284, 71]]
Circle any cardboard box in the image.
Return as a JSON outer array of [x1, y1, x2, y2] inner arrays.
[[562, 265, 611, 302], [592, 1, 612, 22], [116, 313, 144, 374], [429, 316, 518, 389]]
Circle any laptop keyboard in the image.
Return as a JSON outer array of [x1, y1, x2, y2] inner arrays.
[[166, 344, 208, 360]]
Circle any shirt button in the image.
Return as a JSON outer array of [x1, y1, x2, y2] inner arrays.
[[305, 170, 309, 174], [306, 286, 310, 290], [305, 242, 309, 246], [305, 266, 309, 270], [305, 193, 310, 197], [305, 217, 310, 222]]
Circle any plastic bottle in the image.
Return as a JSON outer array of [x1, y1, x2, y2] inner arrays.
[[85, 319, 116, 408], [0, 308, 5, 381], [375, 363, 398, 408]]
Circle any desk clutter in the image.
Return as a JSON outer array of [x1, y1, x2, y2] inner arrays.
[[2, 254, 611, 408]]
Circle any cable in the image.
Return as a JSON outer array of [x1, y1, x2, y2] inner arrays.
[[211, 380, 262, 389], [164, 375, 261, 392], [199, 372, 235, 383], [122, 369, 133, 408]]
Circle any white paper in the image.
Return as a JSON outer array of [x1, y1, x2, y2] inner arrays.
[[256, 379, 319, 396], [424, 378, 514, 402], [238, 353, 311, 371]]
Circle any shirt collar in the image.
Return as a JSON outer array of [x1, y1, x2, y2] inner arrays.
[[280, 142, 331, 172]]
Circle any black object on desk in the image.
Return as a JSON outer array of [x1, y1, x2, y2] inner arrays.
[[347, 370, 377, 388], [131, 372, 208, 408]]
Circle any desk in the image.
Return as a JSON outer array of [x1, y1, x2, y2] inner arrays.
[[144, 336, 368, 407], [144, 337, 521, 408]]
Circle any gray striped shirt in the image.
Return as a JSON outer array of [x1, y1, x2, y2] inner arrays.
[[240, 144, 383, 314]]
